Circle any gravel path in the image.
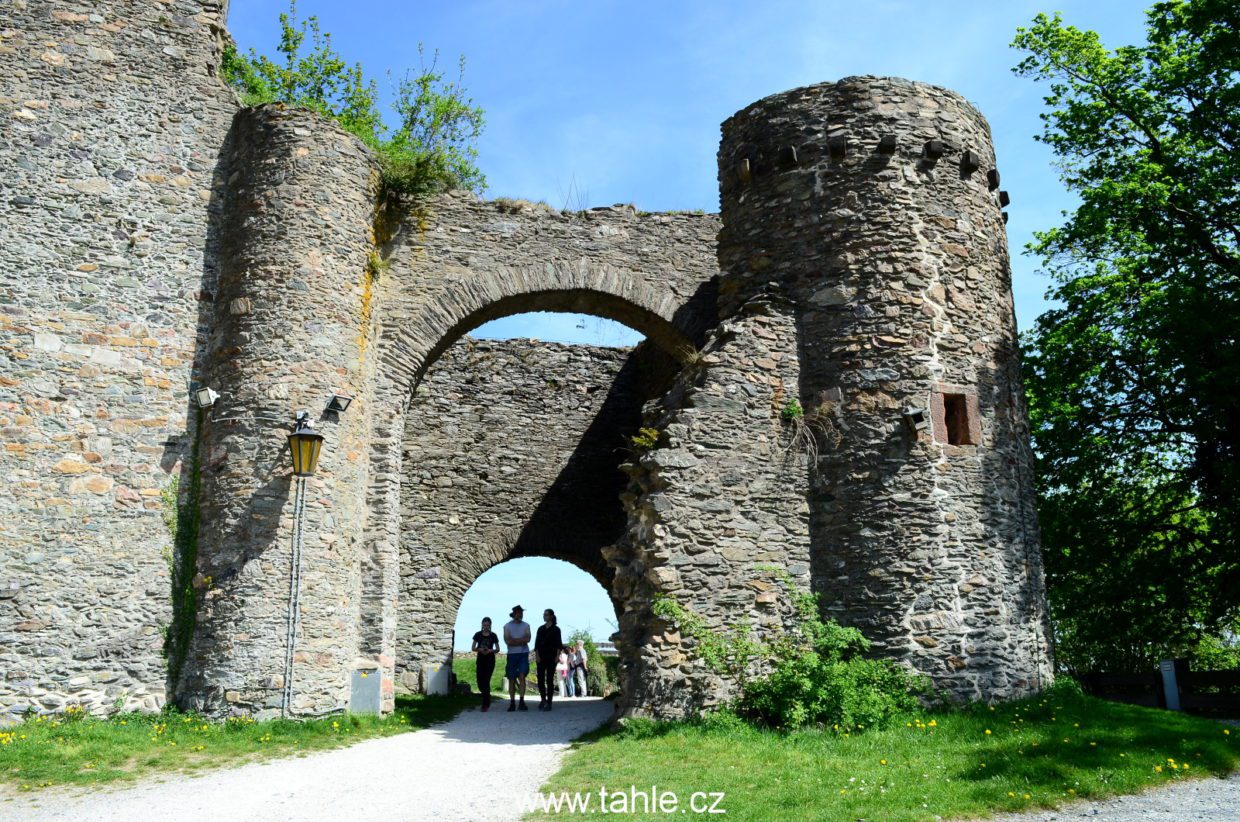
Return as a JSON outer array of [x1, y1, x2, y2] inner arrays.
[[0, 696, 614, 822], [984, 772, 1240, 821]]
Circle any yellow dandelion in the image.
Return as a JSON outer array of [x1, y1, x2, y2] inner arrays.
[[880, 759, 887, 765], [1155, 765, 1163, 773], [1023, 793, 1031, 800], [1007, 792, 1015, 797], [928, 720, 937, 727]]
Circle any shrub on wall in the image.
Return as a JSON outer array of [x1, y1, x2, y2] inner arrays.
[[221, 2, 484, 199]]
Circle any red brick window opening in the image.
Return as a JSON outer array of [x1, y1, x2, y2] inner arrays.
[[943, 393, 973, 445]]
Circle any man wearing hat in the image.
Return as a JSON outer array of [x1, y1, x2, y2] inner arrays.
[[503, 605, 532, 711]]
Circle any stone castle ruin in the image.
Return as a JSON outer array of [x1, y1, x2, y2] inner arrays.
[[0, 1, 1053, 721]]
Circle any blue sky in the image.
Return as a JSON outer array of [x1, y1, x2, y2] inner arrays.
[[225, 1, 1152, 646]]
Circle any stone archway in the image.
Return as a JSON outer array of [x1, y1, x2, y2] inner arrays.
[[359, 195, 721, 707]]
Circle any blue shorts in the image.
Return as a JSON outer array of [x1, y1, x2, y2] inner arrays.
[[505, 653, 530, 680]]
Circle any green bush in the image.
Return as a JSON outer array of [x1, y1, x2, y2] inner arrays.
[[739, 650, 919, 730], [655, 572, 922, 731], [220, 2, 484, 199]]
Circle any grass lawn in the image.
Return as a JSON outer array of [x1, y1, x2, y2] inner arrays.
[[454, 653, 508, 695], [0, 692, 473, 792], [531, 690, 1238, 820], [454, 653, 541, 696]]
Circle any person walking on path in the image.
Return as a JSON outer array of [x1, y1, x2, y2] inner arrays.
[[471, 617, 500, 711], [503, 605, 532, 712], [534, 609, 563, 711], [571, 640, 589, 697]]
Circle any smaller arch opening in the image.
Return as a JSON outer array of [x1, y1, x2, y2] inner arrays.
[[452, 558, 619, 703]]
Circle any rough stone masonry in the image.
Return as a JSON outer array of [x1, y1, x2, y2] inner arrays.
[[0, 0, 1053, 723]]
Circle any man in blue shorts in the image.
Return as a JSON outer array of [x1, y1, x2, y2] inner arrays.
[[503, 605, 532, 712]]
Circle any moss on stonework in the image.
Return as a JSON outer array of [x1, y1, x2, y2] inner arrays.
[[164, 408, 204, 689]]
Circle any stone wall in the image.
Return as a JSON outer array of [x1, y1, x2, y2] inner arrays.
[[717, 77, 1053, 700], [0, 0, 237, 719], [614, 303, 813, 718], [396, 337, 677, 686]]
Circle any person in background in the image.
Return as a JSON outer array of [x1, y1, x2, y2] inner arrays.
[[471, 617, 499, 712], [571, 639, 589, 698], [564, 644, 577, 698], [534, 608, 563, 711], [503, 605, 531, 712], [556, 645, 570, 698]]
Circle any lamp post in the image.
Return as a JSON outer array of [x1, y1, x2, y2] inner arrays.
[[282, 412, 324, 718]]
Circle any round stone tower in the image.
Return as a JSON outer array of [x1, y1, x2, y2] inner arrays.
[[175, 106, 384, 717], [718, 77, 1053, 700]]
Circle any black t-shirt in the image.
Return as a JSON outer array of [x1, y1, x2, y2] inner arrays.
[[534, 624, 563, 662], [473, 631, 499, 656]]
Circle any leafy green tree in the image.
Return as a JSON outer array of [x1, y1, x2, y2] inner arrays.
[[221, 2, 484, 198], [1013, 0, 1239, 671]]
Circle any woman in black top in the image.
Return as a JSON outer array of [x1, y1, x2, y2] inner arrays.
[[471, 617, 500, 711], [534, 609, 563, 711]]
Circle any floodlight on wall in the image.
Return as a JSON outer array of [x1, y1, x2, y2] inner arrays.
[[288, 411, 325, 477], [326, 393, 353, 414], [903, 407, 930, 434], [194, 387, 220, 408]]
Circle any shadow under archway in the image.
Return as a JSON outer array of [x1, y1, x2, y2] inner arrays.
[[394, 332, 680, 688]]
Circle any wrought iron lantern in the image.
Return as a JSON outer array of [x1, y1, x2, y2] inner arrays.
[[288, 412, 324, 477]]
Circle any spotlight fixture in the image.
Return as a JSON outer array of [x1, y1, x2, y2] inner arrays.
[[326, 393, 353, 414], [903, 407, 930, 433], [194, 387, 220, 409]]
